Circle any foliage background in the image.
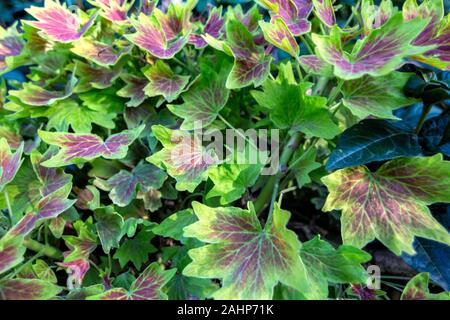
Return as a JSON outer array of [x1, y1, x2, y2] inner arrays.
[[0, 0, 449, 300]]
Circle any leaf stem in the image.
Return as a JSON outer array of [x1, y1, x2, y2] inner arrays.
[[3, 189, 12, 223], [255, 133, 302, 216], [218, 114, 259, 150], [23, 238, 63, 260], [327, 78, 344, 104], [300, 35, 314, 55], [294, 57, 304, 82], [172, 56, 190, 72], [415, 103, 432, 134]]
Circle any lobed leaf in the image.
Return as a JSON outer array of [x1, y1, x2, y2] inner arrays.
[[0, 138, 24, 192], [167, 62, 230, 129], [322, 154, 450, 255], [147, 125, 217, 192], [312, 14, 431, 79], [143, 60, 190, 103], [25, 0, 97, 43], [401, 273, 450, 300], [183, 202, 316, 299], [87, 262, 176, 300], [38, 125, 144, 167]]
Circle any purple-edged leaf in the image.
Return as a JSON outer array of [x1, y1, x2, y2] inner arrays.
[[71, 38, 132, 67], [257, 0, 313, 35], [205, 18, 271, 89], [167, 62, 230, 129], [143, 61, 190, 103], [0, 237, 26, 275], [141, 0, 157, 16], [401, 273, 450, 300], [88, 262, 176, 300], [8, 75, 77, 106], [403, 0, 450, 70], [183, 202, 316, 299], [57, 258, 90, 287], [361, 0, 394, 35], [106, 161, 167, 207], [117, 74, 149, 107], [228, 5, 262, 33], [0, 24, 25, 72], [49, 216, 66, 238], [299, 54, 333, 76], [30, 149, 72, 196], [25, 0, 97, 43], [74, 60, 121, 92], [0, 279, 61, 300], [147, 125, 217, 192], [189, 7, 224, 48], [322, 154, 450, 255], [312, 14, 431, 79], [6, 184, 75, 238], [0, 126, 22, 150], [312, 0, 336, 27], [0, 138, 24, 191], [341, 72, 419, 119], [38, 125, 144, 167], [126, 13, 190, 59], [227, 18, 272, 88], [87, 0, 129, 22], [260, 18, 299, 58], [61, 218, 98, 285]]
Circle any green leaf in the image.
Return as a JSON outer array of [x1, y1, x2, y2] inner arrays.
[[167, 273, 218, 300], [322, 154, 450, 255], [299, 236, 371, 299], [120, 218, 156, 239], [114, 228, 157, 270], [78, 87, 125, 114], [32, 259, 57, 284], [252, 74, 340, 138], [183, 201, 316, 299], [401, 273, 450, 300], [289, 146, 322, 188], [87, 262, 176, 300], [106, 162, 167, 207], [207, 163, 263, 205], [46, 100, 116, 133], [94, 207, 124, 254], [167, 62, 230, 130], [341, 72, 418, 119], [153, 209, 197, 243]]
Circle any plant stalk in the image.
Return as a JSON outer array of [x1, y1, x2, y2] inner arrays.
[[255, 133, 302, 215], [23, 238, 63, 260], [3, 189, 13, 222], [415, 103, 432, 134]]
